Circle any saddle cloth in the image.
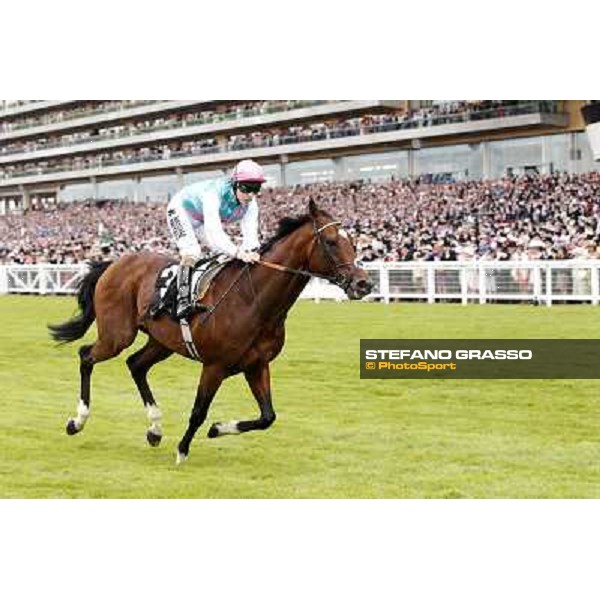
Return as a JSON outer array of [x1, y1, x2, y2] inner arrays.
[[149, 254, 231, 320]]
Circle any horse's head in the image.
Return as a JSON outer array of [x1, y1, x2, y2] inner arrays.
[[305, 199, 373, 300]]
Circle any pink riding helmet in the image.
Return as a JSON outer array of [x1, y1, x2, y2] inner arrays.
[[231, 159, 266, 183]]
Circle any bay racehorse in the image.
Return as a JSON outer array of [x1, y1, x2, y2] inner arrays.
[[49, 199, 372, 463]]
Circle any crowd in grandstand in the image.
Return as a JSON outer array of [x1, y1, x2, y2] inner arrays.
[[0, 100, 323, 153], [0, 100, 156, 133], [2, 171, 600, 266], [0, 101, 557, 181]]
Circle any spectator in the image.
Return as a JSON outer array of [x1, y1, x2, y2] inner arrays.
[[2, 170, 600, 265]]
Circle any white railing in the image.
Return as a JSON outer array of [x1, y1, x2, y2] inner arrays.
[[0, 263, 88, 295], [2, 260, 600, 305], [300, 260, 600, 305]]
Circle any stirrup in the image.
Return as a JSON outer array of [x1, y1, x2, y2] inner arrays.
[[176, 301, 194, 320], [148, 303, 161, 318]]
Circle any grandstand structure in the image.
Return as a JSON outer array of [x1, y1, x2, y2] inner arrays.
[[0, 99, 597, 215]]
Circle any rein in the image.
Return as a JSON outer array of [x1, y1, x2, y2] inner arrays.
[[198, 264, 250, 325], [256, 259, 314, 279]]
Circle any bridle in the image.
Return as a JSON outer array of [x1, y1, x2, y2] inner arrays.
[[257, 219, 356, 291]]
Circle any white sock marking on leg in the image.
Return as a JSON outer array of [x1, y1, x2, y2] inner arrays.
[[147, 405, 162, 435], [73, 399, 90, 431], [217, 421, 240, 435]]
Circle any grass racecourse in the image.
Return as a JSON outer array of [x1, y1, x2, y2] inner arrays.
[[1, 295, 599, 498]]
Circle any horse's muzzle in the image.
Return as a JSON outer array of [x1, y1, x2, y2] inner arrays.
[[346, 274, 373, 300]]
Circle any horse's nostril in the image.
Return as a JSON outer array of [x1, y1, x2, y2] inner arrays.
[[357, 279, 372, 293]]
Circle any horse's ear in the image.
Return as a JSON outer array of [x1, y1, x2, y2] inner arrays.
[[309, 199, 318, 217]]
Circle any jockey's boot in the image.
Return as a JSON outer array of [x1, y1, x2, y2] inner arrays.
[[176, 264, 194, 320]]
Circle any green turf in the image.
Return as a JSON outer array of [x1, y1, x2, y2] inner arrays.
[[1, 295, 599, 498]]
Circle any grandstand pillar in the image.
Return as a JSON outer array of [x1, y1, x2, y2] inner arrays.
[[541, 137, 551, 174], [568, 132, 581, 174], [407, 150, 416, 179], [279, 163, 287, 186], [133, 177, 142, 203], [279, 155, 288, 186], [91, 176, 98, 200], [482, 141, 492, 179], [175, 167, 184, 189], [19, 186, 31, 211], [333, 157, 347, 181]]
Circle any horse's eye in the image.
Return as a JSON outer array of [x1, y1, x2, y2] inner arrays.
[[325, 238, 337, 248]]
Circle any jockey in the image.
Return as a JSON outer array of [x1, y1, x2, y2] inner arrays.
[[166, 159, 266, 319]]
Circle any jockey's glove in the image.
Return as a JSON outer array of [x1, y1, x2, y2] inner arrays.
[[236, 249, 260, 263]]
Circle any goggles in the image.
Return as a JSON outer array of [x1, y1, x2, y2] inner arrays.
[[237, 182, 262, 194]]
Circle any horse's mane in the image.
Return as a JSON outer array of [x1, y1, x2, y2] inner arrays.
[[259, 214, 312, 253]]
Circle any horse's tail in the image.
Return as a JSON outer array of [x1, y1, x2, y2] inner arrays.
[[48, 261, 113, 344]]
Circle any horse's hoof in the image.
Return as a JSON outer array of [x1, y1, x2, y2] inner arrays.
[[207, 423, 220, 438], [176, 450, 187, 465], [66, 419, 79, 436], [146, 430, 162, 447]]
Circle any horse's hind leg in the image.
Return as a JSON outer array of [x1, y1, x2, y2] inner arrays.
[[126, 338, 173, 447], [208, 362, 276, 438], [66, 317, 138, 436], [66, 344, 95, 435]]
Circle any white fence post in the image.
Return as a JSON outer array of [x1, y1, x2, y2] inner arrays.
[[592, 266, 599, 306], [533, 265, 542, 304], [0, 265, 7, 295], [380, 265, 390, 304], [478, 263, 486, 304], [460, 265, 468, 305], [313, 278, 321, 304], [427, 265, 435, 304], [40, 267, 47, 295], [545, 265, 553, 306]]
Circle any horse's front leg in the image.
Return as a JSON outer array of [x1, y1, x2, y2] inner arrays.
[[126, 338, 173, 447], [208, 362, 276, 438], [176, 364, 225, 464]]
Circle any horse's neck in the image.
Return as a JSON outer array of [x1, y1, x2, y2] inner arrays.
[[253, 229, 312, 322]]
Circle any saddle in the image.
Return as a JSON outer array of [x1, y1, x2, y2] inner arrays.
[[148, 254, 231, 321]]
